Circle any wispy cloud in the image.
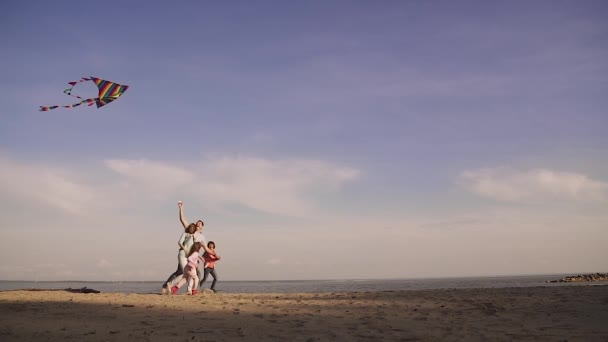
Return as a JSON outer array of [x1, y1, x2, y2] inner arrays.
[[0, 154, 360, 218], [103, 156, 360, 216], [265, 258, 281, 265], [96, 259, 112, 269], [104, 159, 196, 200], [0, 155, 102, 215], [189, 156, 360, 216], [460, 167, 608, 203]]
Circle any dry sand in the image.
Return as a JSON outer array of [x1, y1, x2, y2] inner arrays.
[[1, 285, 607, 341]]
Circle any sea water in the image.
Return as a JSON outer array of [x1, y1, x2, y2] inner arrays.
[[0, 274, 598, 294]]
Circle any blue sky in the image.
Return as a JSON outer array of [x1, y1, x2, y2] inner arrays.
[[1, 1, 607, 281]]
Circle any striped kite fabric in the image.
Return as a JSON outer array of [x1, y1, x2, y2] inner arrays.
[[39, 76, 129, 111]]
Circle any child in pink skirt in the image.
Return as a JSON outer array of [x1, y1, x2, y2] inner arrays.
[[172, 242, 204, 295]]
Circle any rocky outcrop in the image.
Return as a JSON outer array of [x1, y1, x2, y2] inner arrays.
[[546, 273, 608, 283]]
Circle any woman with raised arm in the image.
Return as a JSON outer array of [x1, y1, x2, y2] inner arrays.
[[161, 201, 215, 294], [178, 201, 214, 255]]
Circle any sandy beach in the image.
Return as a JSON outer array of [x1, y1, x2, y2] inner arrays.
[[1, 285, 607, 341]]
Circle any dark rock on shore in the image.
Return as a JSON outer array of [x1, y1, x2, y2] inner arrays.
[[546, 273, 608, 283]]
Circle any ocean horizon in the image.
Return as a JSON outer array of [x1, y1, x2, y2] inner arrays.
[[1, 273, 602, 294]]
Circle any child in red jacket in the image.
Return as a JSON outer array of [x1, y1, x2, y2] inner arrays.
[[199, 241, 221, 292]]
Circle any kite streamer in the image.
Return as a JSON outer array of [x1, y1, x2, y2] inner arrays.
[[39, 77, 129, 111]]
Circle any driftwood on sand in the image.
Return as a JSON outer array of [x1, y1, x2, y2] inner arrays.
[[26, 287, 101, 294]]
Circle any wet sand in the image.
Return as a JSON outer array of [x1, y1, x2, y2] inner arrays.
[[1, 285, 607, 341]]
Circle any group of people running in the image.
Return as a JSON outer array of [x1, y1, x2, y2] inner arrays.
[[161, 201, 220, 295]]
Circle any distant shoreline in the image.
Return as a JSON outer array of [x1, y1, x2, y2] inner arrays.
[[2, 272, 604, 283], [546, 272, 608, 283], [2, 274, 607, 294]]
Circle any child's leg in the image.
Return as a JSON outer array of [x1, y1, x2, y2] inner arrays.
[[209, 268, 218, 290], [192, 273, 200, 291], [199, 267, 210, 288], [185, 267, 197, 293], [175, 275, 187, 289]]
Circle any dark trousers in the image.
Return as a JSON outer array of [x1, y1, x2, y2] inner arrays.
[[163, 264, 182, 288], [163, 265, 202, 288], [199, 267, 218, 290]]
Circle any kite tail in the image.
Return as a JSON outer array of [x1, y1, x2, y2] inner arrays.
[[39, 98, 96, 111], [39, 77, 96, 111], [63, 77, 92, 99]]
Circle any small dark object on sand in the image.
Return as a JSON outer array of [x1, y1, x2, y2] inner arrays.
[[26, 287, 100, 294], [65, 287, 101, 294]]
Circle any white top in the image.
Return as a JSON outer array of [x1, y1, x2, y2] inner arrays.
[[193, 231, 207, 246]]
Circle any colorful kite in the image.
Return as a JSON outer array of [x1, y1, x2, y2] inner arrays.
[[39, 77, 129, 111]]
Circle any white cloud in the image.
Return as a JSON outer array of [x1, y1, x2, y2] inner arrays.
[[3, 155, 607, 281], [460, 167, 608, 202], [0, 155, 101, 215], [0, 154, 360, 218], [102, 156, 360, 216], [189, 156, 360, 216], [96, 259, 112, 269], [104, 159, 195, 197], [265, 258, 282, 265]]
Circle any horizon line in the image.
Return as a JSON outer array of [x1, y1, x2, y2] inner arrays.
[[2, 272, 600, 283]]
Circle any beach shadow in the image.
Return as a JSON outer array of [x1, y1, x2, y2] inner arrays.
[[1, 286, 607, 341]]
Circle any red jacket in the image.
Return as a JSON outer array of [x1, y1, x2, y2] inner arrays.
[[203, 252, 219, 269]]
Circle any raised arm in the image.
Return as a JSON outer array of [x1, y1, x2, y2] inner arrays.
[[197, 235, 215, 256], [178, 201, 189, 229]]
